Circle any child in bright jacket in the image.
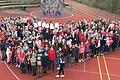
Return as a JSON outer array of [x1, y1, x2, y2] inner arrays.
[[48, 46, 56, 71]]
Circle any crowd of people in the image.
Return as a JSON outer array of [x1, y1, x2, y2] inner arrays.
[[0, 16, 120, 78]]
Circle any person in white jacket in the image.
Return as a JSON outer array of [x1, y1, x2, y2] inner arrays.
[[6, 46, 12, 64]]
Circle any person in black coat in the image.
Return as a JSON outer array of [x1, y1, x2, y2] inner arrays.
[[74, 44, 79, 63], [41, 52, 49, 74], [17, 26, 23, 40], [100, 37, 107, 54], [56, 55, 65, 78], [0, 40, 7, 61], [90, 41, 96, 57]]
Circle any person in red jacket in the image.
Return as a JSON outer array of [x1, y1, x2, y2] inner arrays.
[[79, 30, 84, 42], [48, 46, 56, 71]]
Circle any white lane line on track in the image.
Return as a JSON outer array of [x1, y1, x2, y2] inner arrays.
[[66, 69, 120, 77], [4, 62, 20, 80], [105, 57, 120, 61]]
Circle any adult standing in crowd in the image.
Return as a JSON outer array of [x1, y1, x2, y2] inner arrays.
[[48, 46, 56, 71], [30, 54, 36, 76]]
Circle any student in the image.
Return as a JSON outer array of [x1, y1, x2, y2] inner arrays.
[[6, 46, 12, 64], [26, 54, 31, 72], [30, 54, 36, 76], [11, 46, 17, 64], [56, 55, 65, 78], [42, 52, 49, 74], [56, 47, 63, 68], [90, 41, 96, 57], [74, 44, 79, 63], [79, 42, 85, 62], [71, 44, 75, 64], [48, 46, 56, 71], [20, 61, 26, 74], [0, 40, 7, 61], [37, 56, 42, 77]]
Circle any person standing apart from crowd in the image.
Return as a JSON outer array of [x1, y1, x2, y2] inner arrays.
[[56, 47, 63, 68], [56, 55, 65, 78]]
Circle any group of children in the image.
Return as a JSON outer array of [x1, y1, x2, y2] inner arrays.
[[0, 16, 120, 78]]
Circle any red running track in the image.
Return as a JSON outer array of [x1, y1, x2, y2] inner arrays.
[[0, 50, 120, 80]]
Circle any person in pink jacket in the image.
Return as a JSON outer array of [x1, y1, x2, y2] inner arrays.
[[20, 49, 25, 63], [79, 42, 85, 62], [84, 40, 91, 59]]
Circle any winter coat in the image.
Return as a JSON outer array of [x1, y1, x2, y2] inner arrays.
[[85, 42, 91, 53], [58, 58, 65, 69], [79, 45, 85, 54], [41, 56, 49, 67], [48, 49, 56, 61]]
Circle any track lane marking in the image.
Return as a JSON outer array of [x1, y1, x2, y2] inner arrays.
[[66, 69, 120, 77], [105, 57, 120, 61], [4, 62, 20, 80], [103, 55, 111, 80], [97, 56, 103, 80]]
